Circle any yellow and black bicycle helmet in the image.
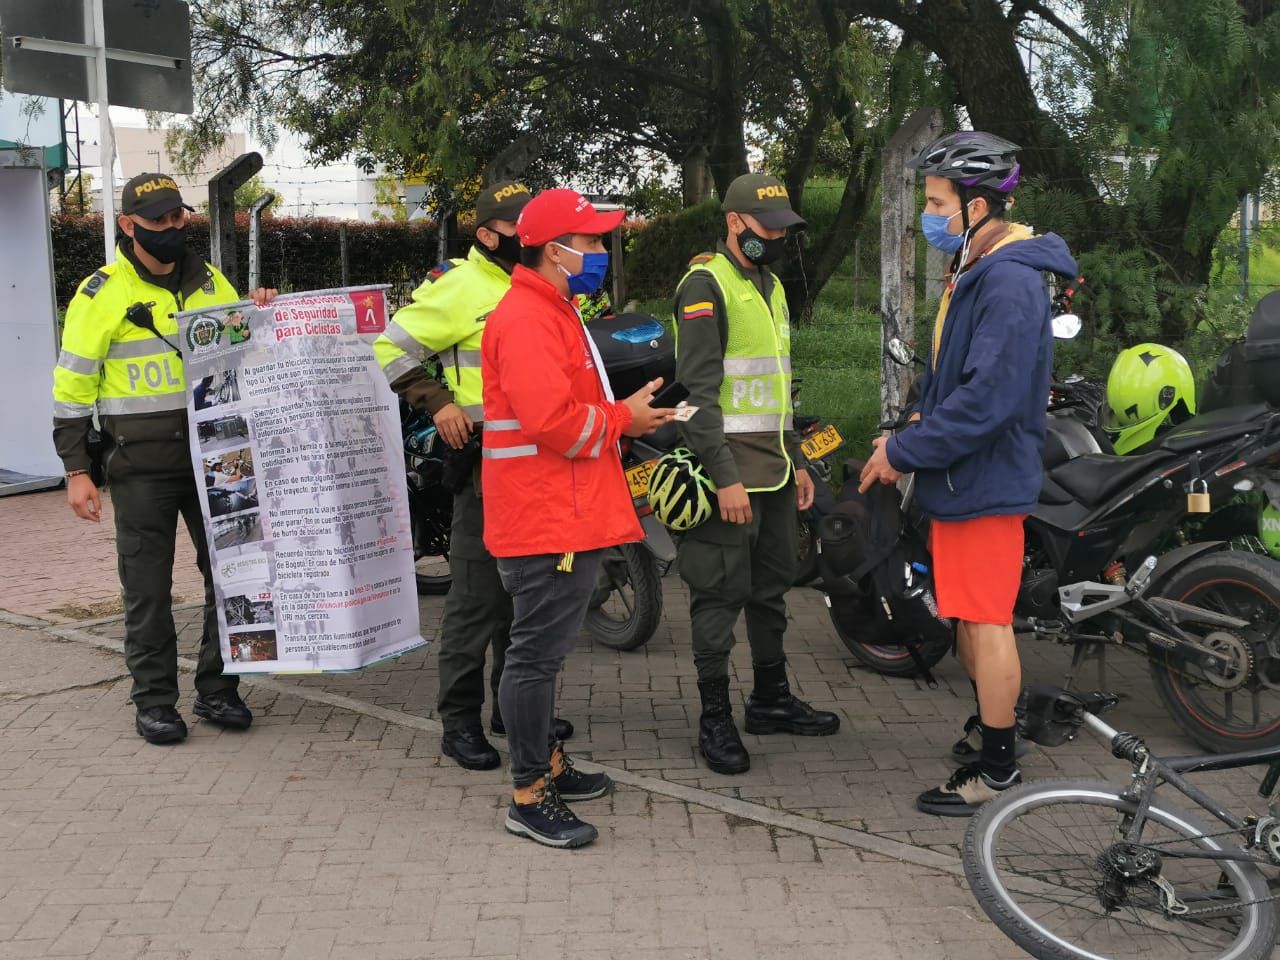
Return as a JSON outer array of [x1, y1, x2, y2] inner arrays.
[[646, 448, 717, 531]]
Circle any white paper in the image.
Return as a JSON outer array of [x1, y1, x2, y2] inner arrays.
[[176, 286, 426, 673]]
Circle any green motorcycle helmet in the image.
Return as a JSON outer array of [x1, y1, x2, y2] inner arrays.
[[1104, 343, 1197, 454], [646, 447, 717, 531]]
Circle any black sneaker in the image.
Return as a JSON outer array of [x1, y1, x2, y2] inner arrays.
[[916, 764, 1021, 817], [505, 780, 598, 848], [550, 744, 611, 801], [951, 714, 1030, 761], [136, 705, 187, 744], [193, 688, 253, 730]]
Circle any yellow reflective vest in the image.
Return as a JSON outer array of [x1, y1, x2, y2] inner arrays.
[[372, 246, 511, 421], [676, 252, 793, 492], [52, 247, 239, 472]]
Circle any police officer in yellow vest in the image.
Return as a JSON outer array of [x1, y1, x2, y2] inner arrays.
[[673, 173, 840, 775], [373, 180, 572, 771], [53, 172, 277, 745]]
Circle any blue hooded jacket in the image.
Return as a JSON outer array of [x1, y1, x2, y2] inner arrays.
[[885, 230, 1078, 522]]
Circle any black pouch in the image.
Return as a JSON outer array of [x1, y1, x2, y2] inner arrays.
[[440, 431, 482, 495], [86, 427, 111, 487]]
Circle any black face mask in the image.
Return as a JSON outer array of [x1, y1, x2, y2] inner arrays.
[[132, 223, 187, 264], [488, 232, 522, 266], [736, 226, 785, 266]]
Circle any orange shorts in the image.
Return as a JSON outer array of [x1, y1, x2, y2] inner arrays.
[[929, 514, 1026, 625]]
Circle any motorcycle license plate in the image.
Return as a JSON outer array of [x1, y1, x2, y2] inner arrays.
[[626, 459, 659, 499], [801, 424, 843, 461]]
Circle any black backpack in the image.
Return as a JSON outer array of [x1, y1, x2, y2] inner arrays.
[[817, 463, 952, 650]]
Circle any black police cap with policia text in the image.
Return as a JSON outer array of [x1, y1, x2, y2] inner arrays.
[[121, 173, 195, 219], [475, 180, 532, 226], [720, 174, 806, 230]]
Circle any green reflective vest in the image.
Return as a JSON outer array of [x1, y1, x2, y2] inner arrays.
[[678, 252, 793, 491], [373, 246, 511, 420]]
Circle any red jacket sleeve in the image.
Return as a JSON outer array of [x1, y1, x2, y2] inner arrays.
[[495, 311, 634, 458]]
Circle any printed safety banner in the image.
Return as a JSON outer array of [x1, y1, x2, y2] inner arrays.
[[175, 286, 426, 672]]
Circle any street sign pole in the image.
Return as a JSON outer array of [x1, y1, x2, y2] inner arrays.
[[89, 0, 116, 263], [2, 0, 195, 264]]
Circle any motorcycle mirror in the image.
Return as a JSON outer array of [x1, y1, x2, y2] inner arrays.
[[1052, 313, 1083, 340], [886, 338, 915, 366]]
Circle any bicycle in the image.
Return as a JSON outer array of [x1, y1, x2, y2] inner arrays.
[[961, 684, 1280, 959]]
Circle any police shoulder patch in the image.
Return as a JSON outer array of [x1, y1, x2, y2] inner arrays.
[[688, 252, 715, 266], [82, 269, 110, 299], [425, 260, 460, 283], [201, 272, 216, 295]]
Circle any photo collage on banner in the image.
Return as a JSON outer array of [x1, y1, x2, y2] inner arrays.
[[177, 286, 426, 673]]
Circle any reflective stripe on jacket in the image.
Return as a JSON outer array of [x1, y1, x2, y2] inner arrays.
[[52, 247, 238, 472], [480, 266, 641, 557], [675, 251, 793, 492]]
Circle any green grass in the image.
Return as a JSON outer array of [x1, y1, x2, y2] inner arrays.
[[631, 289, 885, 467]]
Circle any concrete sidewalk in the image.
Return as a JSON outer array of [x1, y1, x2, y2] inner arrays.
[[1, 487, 1274, 959], [0, 615, 1020, 960]]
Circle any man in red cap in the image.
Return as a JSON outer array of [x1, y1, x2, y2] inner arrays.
[[481, 189, 676, 847]]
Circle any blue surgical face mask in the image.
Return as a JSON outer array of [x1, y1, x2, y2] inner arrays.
[[554, 242, 609, 296], [920, 209, 964, 253]]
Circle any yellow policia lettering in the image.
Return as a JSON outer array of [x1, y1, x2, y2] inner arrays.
[[134, 177, 179, 197], [755, 185, 789, 200], [493, 184, 530, 202]]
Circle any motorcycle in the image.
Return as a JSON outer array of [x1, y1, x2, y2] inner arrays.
[[822, 338, 1280, 753], [402, 405, 454, 596]]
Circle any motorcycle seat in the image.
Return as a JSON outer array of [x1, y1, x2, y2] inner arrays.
[[1156, 403, 1271, 452], [1048, 450, 1170, 505]]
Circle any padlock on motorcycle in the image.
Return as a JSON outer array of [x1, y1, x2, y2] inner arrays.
[[1187, 478, 1211, 513]]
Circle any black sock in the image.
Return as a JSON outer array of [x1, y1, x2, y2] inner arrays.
[[980, 723, 1018, 781]]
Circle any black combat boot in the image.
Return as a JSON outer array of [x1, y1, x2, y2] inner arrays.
[[697, 678, 750, 775], [743, 658, 840, 736]]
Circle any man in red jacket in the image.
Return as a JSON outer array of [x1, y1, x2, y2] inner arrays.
[[482, 188, 675, 848]]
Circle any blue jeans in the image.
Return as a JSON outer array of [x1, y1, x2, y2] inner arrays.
[[496, 550, 603, 788]]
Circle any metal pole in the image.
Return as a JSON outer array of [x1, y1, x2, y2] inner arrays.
[[611, 226, 625, 308], [339, 223, 350, 287], [90, 0, 115, 263], [1240, 195, 1250, 300], [248, 192, 274, 291], [437, 206, 449, 263], [853, 236, 861, 309]]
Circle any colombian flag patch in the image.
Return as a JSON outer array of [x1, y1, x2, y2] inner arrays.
[[682, 301, 715, 321]]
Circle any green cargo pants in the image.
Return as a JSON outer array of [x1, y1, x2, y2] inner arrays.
[[110, 467, 238, 710], [436, 476, 514, 732], [678, 482, 799, 682]]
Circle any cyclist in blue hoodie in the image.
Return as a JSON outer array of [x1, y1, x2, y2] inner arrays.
[[860, 131, 1078, 816]]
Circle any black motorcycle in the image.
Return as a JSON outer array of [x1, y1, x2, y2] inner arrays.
[[403, 405, 454, 596], [823, 343, 1280, 753]]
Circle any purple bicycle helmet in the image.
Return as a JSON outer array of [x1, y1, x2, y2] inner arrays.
[[907, 131, 1021, 193]]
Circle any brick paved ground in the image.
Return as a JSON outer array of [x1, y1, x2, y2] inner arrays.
[[2, 487, 1278, 958]]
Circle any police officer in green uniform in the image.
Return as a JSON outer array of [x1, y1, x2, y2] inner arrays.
[[53, 172, 277, 745], [672, 173, 840, 775], [373, 180, 572, 771]]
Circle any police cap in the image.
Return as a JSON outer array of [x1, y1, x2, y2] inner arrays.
[[721, 173, 806, 230], [121, 172, 194, 219], [475, 180, 532, 226]]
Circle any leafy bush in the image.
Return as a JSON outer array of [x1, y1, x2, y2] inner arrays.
[[51, 214, 447, 310]]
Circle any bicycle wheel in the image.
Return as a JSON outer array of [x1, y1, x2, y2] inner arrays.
[[962, 779, 1276, 960]]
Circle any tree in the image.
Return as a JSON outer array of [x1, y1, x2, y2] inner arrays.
[[179, 0, 1280, 334], [858, 0, 1280, 338]]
